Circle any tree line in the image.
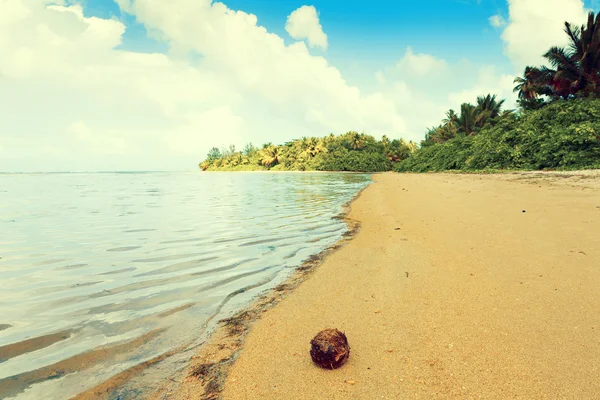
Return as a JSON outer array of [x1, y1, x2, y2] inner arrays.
[[514, 12, 600, 110], [200, 132, 417, 172], [395, 11, 600, 172], [200, 12, 600, 173]]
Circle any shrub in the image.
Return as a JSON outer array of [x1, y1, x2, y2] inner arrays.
[[397, 99, 600, 172]]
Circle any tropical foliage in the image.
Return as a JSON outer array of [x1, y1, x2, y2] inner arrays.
[[397, 12, 600, 173], [199, 132, 417, 172], [200, 13, 600, 173], [513, 12, 600, 110], [395, 98, 600, 172], [423, 94, 509, 145]]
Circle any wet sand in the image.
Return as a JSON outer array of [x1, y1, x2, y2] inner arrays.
[[158, 171, 600, 399]]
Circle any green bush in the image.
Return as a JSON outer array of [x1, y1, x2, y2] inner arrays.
[[396, 99, 600, 172], [200, 133, 415, 172], [316, 150, 392, 172], [394, 135, 473, 172]]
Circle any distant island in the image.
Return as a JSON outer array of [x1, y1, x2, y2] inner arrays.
[[200, 12, 600, 173], [200, 132, 418, 173]]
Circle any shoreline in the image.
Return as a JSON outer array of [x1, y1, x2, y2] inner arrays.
[[143, 177, 371, 399], [212, 171, 599, 399], [76, 170, 600, 399], [73, 176, 373, 400], [200, 170, 377, 174]]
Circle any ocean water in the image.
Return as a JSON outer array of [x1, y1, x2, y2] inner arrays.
[[0, 172, 371, 399]]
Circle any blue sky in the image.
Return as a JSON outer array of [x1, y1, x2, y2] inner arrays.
[[82, 0, 597, 58], [85, 0, 514, 71], [1, 0, 599, 171], [79, 0, 599, 87]]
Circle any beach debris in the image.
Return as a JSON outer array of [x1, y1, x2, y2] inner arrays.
[[310, 329, 350, 369], [345, 379, 356, 385], [522, 210, 526, 213]]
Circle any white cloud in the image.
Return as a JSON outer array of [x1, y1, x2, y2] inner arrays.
[[0, 0, 396, 171], [396, 47, 447, 76], [501, 0, 589, 72], [67, 121, 133, 156], [375, 55, 517, 136], [285, 5, 328, 50], [165, 107, 245, 155], [0, 0, 518, 172], [448, 66, 517, 109], [489, 14, 506, 28]]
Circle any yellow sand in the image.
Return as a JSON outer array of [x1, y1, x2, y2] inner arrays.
[[221, 172, 600, 399]]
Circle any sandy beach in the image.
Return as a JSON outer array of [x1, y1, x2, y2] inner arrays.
[[154, 171, 600, 399]]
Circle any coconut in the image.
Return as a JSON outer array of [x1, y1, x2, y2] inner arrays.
[[309, 328, 350, 369]]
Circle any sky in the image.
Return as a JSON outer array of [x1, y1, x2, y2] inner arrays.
[[1, 0, 599, 172]]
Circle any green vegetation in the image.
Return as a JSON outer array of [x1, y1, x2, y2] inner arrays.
[[397, 11, 600, 173], [199, 132, 417, 172], [200, 12, 600, 173], [395, 98, 600, 172], [422, 94, 511, 146], [513, 12, 600, 111]]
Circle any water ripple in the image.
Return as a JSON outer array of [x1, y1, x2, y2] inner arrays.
[[0, 171, 371, 399]]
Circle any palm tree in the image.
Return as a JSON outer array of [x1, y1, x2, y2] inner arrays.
[[243, 143, 256, 156], [424, 109, 465, 144], [476, 94, 504, 117], [230, 153, 247, 166], [385, 138, 414, 161], [381, 135, 390, 148], [302, 137, 324, 157], [259, 145, 280, 167], [314, 139, 327, 156], [514, 66, 542, 99], [345, 131, 366, 150], [571, 12, 600, 94], [426, 124, 458, 144], [457, 103, 478, 136], [442, 109, 459, 128], [514, 66, 558, 109], [547, 12, 600, 96], [323, 133, 336, 147], [516, 11, 600, 101], [407, 141, 418, 153], [475, 94, 505, 127]]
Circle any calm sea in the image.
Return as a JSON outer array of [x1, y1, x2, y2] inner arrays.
[[0, 172, 371, 399]]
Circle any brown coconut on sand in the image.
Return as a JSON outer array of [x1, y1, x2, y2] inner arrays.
[[309, 329, 350, 369]]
